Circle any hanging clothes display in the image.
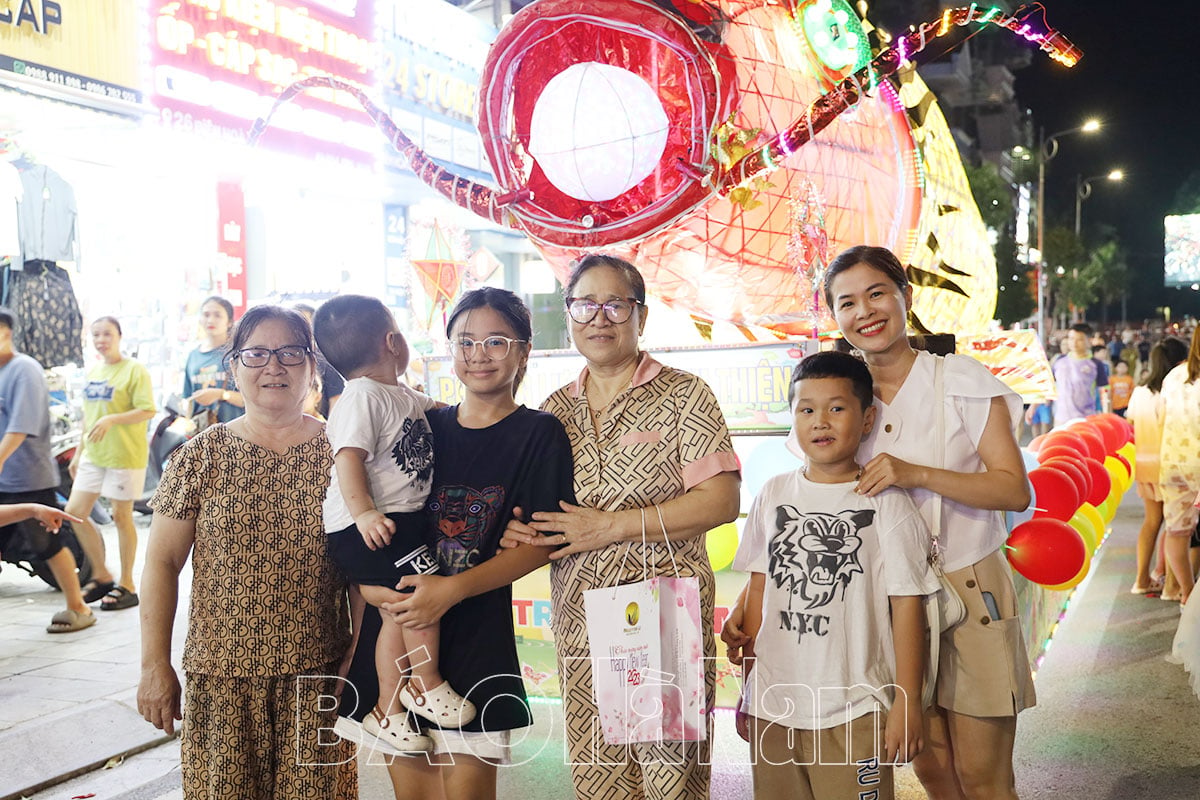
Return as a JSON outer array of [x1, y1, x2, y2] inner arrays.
[[16, 163, 78, 271], [2, 260, 84, 367], [0, 160, 21, 261]]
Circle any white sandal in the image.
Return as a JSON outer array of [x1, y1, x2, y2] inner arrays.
[[361, 707, 433, 754], [399, 680, 476, 728]]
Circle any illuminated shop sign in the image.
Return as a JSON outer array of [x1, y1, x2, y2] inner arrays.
[[383, 39, 477, 124], [149, 0, 378, 162], [380, 0, 492, 176], [0, 0, 141, 104]]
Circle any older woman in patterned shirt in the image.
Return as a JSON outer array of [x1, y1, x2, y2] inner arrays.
[[504, 254, 741, 800], [137, 305, 356, 799]]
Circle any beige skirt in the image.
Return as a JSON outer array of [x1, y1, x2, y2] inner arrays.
[[936, 549, 1037, 717]]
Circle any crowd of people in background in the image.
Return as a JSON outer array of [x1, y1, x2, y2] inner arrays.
[[1023, 322, 1200, 609]]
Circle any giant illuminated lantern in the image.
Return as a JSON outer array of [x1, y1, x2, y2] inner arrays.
[[253, 2, 1079, 337]]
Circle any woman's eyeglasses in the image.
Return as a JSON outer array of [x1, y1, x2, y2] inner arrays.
[[234, 346, 310, 368], [566, 297, 640, 325], [450, 336, 527, 361]]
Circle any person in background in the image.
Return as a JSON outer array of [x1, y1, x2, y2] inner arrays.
[[0, 306, 93, 633], [1157, 326, 1200, 607], [1107, 332, 1124, 365], [1108, 360, 1134, 418], [183, 296, 243, 427], [138, 305, 356, 798], [66, 316, 156, 611], [1137, 332, 1153, 380], [294, 302, 344, 418], [502, 254, 741, 800], [1127, 337, 1189, 596], [1033, 324, 1108, 427]]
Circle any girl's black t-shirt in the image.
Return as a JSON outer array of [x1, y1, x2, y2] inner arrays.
[[342, 404, 575, 733]]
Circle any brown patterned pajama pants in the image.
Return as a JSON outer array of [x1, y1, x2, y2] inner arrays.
[[182, 669, 357, 799]]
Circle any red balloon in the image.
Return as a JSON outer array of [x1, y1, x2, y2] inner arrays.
[[1007, 518, 1088, 586], [1029, 466, 1081, 521], [1029, 433, 1049, 453], [1094, 412, 1133, 441], [1113, 452, 1131, 475], [1042, 429, 1088, 455], [1037, 445, 1082, 464], [1087, 413, 1132, 453], [1071, 425, 1107, 461], [1079, 457, 1112, 507], [1041, 458, 1091, 506]]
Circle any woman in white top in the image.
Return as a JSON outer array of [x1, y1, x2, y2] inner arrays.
[[829, 246, 1035, 800], [727, 246, 1035, 799], [1158, 327, 1200, 606], [1125, 337, 1188, 595]]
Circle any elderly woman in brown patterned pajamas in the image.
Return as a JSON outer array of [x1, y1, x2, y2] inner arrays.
[[504, 255, 741, 800], [137, 305, 356, 799]]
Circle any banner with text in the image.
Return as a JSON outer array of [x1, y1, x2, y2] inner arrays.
[[0, 0, 141, 104], [149, 0, 378, 163]]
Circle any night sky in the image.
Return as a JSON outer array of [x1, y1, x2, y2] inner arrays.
[[1010, 1, 1200, 321]]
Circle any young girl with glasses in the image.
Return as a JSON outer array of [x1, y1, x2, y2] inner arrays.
[[350, 287, 575, 799]]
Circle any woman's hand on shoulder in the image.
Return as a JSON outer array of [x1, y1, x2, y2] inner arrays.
[[856, 454, 928, 497]]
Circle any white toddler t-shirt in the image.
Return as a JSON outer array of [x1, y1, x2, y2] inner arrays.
[[323, 378, 437, 531]]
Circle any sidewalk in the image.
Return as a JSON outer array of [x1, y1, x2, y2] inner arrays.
[[0, 513, 180, 800], [4, 495, 1200, 799]]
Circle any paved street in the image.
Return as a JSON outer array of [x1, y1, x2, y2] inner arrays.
[[3, 494, 1199, 799]]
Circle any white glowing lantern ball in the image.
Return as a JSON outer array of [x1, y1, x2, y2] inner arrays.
[[528, 62, 670, 203]]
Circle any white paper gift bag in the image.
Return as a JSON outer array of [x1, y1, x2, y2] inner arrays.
[[582, 508, 706, 745]]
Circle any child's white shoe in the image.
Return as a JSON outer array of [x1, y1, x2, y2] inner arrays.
[[331, 715, 362, 744], [399, 680, 476, 728], [361, 707, 433, 754]]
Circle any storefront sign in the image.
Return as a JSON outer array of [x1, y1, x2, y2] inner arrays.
[[379, 0, 492, 176], [383, 204, 409, 309], [0, 0, 141, 104], [149, 0, 378, 163], [216, 181, 247, 314]]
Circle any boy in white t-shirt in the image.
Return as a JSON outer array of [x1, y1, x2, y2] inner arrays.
[[724, 351, 936, 800], [314, 295, 475, 754]]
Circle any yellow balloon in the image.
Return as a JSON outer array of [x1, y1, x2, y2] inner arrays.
[[1044, 548, 1092, 591], [1104, 455, 1132, 494], [1117, 441, 1136, 470], [1067, 510, 1098, 554], [705, 522, 739, 572], [1078, 503, 1107, 545]]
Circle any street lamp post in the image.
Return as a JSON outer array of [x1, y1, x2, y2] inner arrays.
[[1035, 119, 1100, 343], [1075, 169, 1124, 237]]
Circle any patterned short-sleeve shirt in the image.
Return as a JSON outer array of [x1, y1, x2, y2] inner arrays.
[[150, 426, 351, 677], [1160, 364, 1200, 473], [541, 354, 739, 651]]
